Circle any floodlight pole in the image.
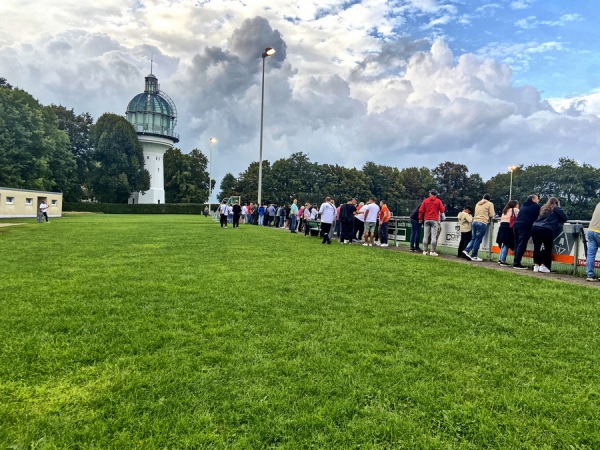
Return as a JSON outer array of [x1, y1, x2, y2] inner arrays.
[[209, 137, 217, 214], [508, 165, 517, 200], [258, 47, 275, 206]]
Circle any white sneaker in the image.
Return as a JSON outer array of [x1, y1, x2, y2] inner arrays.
[[539, 265, 551, 273], [423, 251, 428, 255], [429, 252, 439, 257], [362, 243, 369, 246], [462, 250, 472, 260], [533, 265, 540, 273], [471, 256, 483, 262], [380, 243, 388, 247]]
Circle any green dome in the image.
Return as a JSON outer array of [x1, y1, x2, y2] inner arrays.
[[125, 73, 179, 143]]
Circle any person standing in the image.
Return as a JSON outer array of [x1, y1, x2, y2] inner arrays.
[[247, 203, 254, 225], [362, 197, 380, 247], [354, 202, 365, 242], [241, 204, 248, 224], [279, 204, 287, 228], [203, 206, 209, 217], [319, 196, 337, 244], [329, 199, 337, 241], [232, 201, 242, 228], [378, 200, 391, 247], [339, 199, 357, 244], [497, 200, 519, 266], [409, 201, 423, 252], [463, 194, 495, 262], [303, 203, 311, 236], [219, 201, 228, 228], [456, 205, 473, 258], [585, 202, 600, 282], [258, 204, 265, 226], [418, 190, 445, 256], [531, 197, 568, 273], [39, 200, 49, 223], [290, 199, 299, 233], [511, 194, 541, 269]]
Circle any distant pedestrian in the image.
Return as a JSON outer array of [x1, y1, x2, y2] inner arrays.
[[409, 201, 423, 252], [219, 201, 228, 228], [463, 193, 495, 262], [585, 202, 600, 282], [340, 199, 357, 244], [319, 196, 336, 244], [258, 204, 265, 226], [511, 194, 540, 269], [232, 201, 242, 228], [290, 199, 299, 233], [241, 204, 248, 224], [362, 197, 380, 247], [378, 200, 391, 247], [531, 197, 568, 273], [203, 206, 209, 217], [456, 206, 473, 258], [39, 200, 49, 222], [497, 200, 519, 266], [419, 190, 445, 256], [354, 202, 365, 241]]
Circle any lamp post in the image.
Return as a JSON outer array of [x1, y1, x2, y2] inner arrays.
[[258, 46, 276, 206], [209, 137, 217, 215], [508, 165, 517, 200]]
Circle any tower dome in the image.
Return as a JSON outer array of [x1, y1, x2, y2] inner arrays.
[[126, 73, 179, 143]]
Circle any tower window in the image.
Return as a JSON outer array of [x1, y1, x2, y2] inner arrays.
[[147, 156, 149, 159]]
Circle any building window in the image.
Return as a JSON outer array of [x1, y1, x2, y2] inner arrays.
[[26, 198, 33, 205], [51, 200, 58, 206], [6, 196, 14, 205]]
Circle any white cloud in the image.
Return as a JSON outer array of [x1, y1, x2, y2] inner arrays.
[[1, 0, 600, 184]]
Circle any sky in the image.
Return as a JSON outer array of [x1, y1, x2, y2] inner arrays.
[[2, 0, 600, 197]]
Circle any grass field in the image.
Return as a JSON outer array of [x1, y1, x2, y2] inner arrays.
[[1, 214, 599, 449]]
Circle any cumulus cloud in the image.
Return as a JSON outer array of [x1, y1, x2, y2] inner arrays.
[[1, 0, 600, 184]]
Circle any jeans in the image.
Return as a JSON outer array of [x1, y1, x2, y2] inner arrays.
[[258, 215, 264, 226], [341, 220, 354, 242], [512, 225, 531, 265], [279, 216, 285, 227], [290, 215, 297, 231], [465, 221, 487, 257], [379, 221, 389, 244], [499, 244, 509, 262], [422, 220, 439, 251], [410, 219, 421, 249], [586, 230, 600, 278]]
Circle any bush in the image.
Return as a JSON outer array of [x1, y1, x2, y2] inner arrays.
[[64, 202, 207, 214]]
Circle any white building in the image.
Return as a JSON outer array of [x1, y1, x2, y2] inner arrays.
[[125, 72, 179, 204]]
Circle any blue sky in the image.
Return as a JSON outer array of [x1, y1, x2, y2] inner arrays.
[[1, 0, 599, 189]]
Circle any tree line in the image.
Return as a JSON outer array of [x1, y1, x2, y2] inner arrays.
[[218, 156, 600, 220], [2, 77, 599, 219]]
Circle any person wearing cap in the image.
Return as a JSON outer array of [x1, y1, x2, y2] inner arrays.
[[418, 190, 445, 256], [463, 193, 495, 262]]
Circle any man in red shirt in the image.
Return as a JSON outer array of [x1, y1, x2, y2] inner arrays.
[[418, 190, 445, 256]]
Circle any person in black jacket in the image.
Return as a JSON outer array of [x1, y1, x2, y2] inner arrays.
[[531, 197, 568, 273], [512, 194, 541, 269], [409, 200, 424, 252], [232, 201, 242, 228], [339, 199, 357, 244]]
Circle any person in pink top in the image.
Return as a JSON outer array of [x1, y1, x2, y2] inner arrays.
[[497, 200, 519, 266]]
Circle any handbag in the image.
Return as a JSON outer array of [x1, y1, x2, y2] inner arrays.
[[509, 209, 516, 228]]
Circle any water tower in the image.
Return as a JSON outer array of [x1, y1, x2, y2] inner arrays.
[[126, 71, 179, 204]]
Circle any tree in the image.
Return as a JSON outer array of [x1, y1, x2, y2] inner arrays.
[[362, 162, 406, 205], [235, 160, 271, 204], [88, 113, 150, 203], [0, 85, 76, 193], [49, 105, 94, 201], [164, 148, 209, 203], [218, 173, 238, 201]]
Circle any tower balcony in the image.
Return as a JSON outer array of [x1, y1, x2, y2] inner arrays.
[[132, 124, 180, 143]]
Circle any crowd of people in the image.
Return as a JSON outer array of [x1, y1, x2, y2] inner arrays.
[[214, 192, 600, 282]]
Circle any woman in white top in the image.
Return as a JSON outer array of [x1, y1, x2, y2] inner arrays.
[[318, 197, 336, 244]]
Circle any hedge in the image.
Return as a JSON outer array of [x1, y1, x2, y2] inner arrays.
[[64, 202, 208, 214]]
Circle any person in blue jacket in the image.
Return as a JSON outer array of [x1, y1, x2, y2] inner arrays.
[[530, 197, 568, 273]]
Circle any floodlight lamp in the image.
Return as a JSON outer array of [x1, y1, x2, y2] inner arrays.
[[210, 137, 217, 144], [262, 47, 276, 58], [508, 165, 517, 172]]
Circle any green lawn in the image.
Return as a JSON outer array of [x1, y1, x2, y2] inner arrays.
[[1, 214, 599, 449]]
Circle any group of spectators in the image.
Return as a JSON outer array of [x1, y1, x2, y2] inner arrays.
[[218, 197, 392, 246], [216, 191, 600, 281], [410, 188, 599, 281]]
